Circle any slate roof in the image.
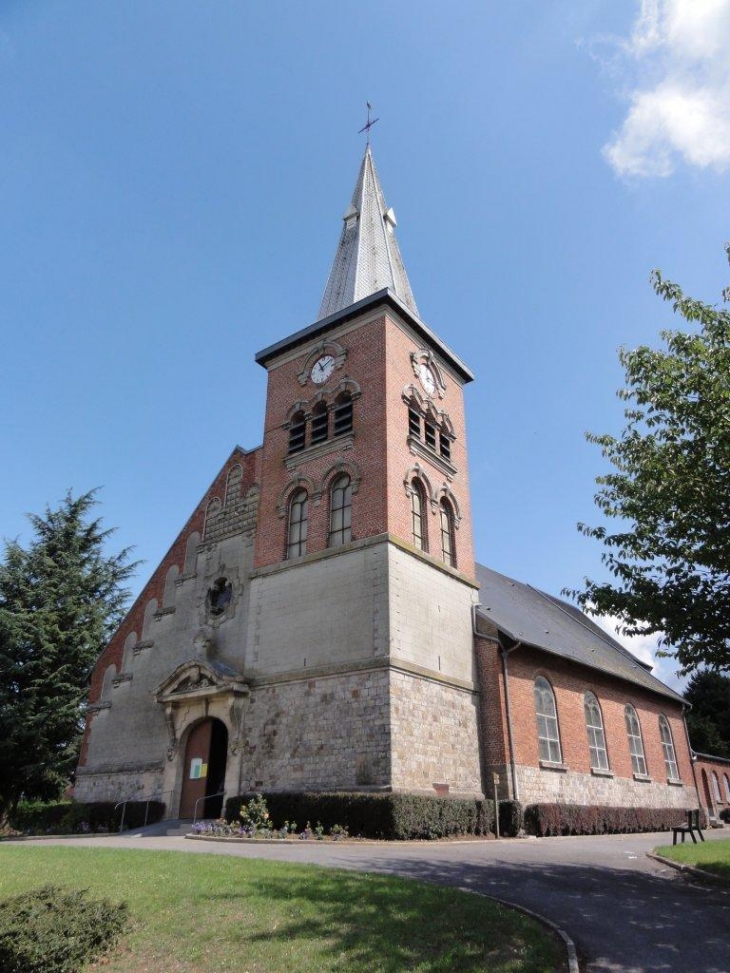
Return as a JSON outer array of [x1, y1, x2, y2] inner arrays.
[[317, 145, 419, 321], [475, 563, 685, 705]]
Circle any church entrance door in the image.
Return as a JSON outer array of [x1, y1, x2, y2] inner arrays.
[[179, 718, 228, 819]]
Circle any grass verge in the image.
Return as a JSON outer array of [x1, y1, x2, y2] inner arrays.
[[654, 837, 730, 886], [0, 846, 562, 973]]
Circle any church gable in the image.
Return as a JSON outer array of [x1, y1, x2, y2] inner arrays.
[[85, 445, 260, 709]]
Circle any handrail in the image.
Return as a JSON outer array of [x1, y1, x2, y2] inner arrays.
[[114, 790, 174, 833], [192, 791, 226, 826]]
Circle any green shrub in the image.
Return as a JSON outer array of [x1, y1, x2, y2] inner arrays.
[[10, 800, 166, 835], [225, 792, 494, 840], [523, 803, 687, 837], [719, 808, 730, 824], [0, 885, 127, 973], [498, 799, 523, 837]]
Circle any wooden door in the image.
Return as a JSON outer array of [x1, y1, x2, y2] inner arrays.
[[179, 720, 213, 819]]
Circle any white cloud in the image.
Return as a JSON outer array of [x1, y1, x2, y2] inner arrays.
[[601, 0, 730, 177], [592, 613, 687, 693]]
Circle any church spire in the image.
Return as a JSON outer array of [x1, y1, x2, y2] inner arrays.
[[317, 145, 419, 321]]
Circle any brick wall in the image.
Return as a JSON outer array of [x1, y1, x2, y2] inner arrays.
[[477, 642, 698, 810], [253, 300, 475, 578]]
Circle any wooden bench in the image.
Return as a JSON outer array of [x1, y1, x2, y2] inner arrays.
[[671, 809, 705, 845]]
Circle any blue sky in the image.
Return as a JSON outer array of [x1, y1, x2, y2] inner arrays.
[[2, 1, 729, 690]]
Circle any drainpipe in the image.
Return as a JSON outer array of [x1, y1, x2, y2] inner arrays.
[[500, 641, 521, 803]]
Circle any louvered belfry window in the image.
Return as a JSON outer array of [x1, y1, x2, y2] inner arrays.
[[333, 392, 353, 436]]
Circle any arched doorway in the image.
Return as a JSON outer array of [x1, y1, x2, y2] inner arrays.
[[179, 718, 228, 819]]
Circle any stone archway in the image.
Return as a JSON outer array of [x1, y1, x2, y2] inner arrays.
[[179, 717, 228, 819]]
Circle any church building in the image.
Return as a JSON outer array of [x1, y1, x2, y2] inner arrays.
[[76, 146, 700, 824]]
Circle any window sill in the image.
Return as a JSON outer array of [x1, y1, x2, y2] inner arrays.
[[539, 760, 568, 772], [407, 435, 457, 479], [286, 433, 354, 469], [667, 778, 684, 787], [590, 768, 614, 778], [633, 773, 652, 783]]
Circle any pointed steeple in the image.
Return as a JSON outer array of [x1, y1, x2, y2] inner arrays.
[[317, 146, 419, 321]]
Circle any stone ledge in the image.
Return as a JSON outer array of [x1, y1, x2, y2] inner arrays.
[[539, 760, 568, 772]]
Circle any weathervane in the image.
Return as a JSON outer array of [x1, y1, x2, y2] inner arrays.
[[358, 102, 379, 144]]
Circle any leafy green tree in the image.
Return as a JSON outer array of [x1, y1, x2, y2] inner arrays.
[[0, 491, 137, 819], [684, 670, 730, 757], [573, 246, 730, 675]]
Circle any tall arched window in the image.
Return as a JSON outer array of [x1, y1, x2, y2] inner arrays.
[[534, 676, 562, 764], [712, 771, 722, 804], [329, 475, 352, 547], [584, 692, 609, 771], [333, 391, 353, 436], [724, 775, 730, 803], [311, 402, 329, 445], [658, 714, 680, 781], [287, 489, 308, 558], [411, 479, 427, 552], [624, 704, 648, 776], [289, 411, 306, 453], [439, 498, 455, 567]]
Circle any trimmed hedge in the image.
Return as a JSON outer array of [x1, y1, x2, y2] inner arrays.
[[523, 803, 688, 837], [225, 792, 494, 840], [9, 800, 166, 835], [498, 800, 523, 838], [0, 885, 127, 973]]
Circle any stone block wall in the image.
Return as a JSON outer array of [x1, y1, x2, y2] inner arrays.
[[240, 668, 391, 792], [389, 669, 483, 797]]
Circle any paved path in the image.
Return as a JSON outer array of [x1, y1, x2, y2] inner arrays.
[[18, 829, 730, 973]]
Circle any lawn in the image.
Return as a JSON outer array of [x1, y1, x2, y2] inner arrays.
[[0, 846, 562, 973], [655, 837, 730, 886]]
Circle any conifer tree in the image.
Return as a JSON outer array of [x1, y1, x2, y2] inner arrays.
[[0, 491, 137, 818]]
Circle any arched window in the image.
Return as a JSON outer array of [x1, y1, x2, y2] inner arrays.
[[333, 392, 353, 436], [658, 714, 680, 781], [534, 676, 562, 764], [289, 411, 306, 453], [624, 704, 648, 776], [287, 489, 308, 558], [712, 771, 722, 804], [724, 774, 730, 803], [329, 475, 352, 547], [584, 692, 609, 772], [311, 402, 329, 445], [411, 479, 427, 552], [439, 498, 456, 567]]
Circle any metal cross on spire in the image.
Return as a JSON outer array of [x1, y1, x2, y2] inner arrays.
[[358, 102, 380, 144]]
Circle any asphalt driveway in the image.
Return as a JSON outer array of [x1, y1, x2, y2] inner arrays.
[[19, 828, 730, 973]]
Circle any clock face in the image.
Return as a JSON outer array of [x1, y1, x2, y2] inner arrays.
[[311, 355, 335, 384], [418, 363, 436, 396]]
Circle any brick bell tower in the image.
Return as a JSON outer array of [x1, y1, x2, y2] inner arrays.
[[244, 145, 483, 798]]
